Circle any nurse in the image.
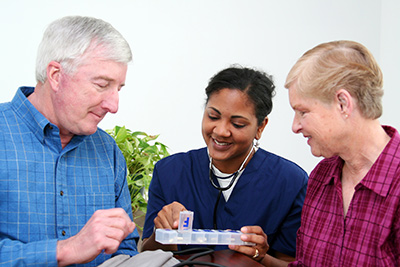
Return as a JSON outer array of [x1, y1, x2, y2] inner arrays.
[[141, 66, 308, 266]]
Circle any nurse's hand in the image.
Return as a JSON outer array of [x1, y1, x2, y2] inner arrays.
[[229, 226, 269, 262], [153, 201, 187, 230]]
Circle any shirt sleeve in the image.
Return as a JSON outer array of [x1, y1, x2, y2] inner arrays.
[[142, 163, 166, 240], [113, 148, 139, 257], [394, 206, 400, 265], [270, 171, 308, 257], [0, 238, 58, 266]]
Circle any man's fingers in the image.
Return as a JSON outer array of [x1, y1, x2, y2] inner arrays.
[[91, 208, 135, 232]]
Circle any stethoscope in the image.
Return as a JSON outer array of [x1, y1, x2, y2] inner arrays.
[[209, 145, 255, 229]]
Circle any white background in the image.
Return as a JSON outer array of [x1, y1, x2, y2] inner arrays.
[[0, 0, 399, 174]]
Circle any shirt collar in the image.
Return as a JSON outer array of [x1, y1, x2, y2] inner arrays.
[[322, 156, 343, 186], [10, 86, 89, 149], [11, 87, 51, 144], [324, 125, 400, 197], [359, 125, 400, 197]]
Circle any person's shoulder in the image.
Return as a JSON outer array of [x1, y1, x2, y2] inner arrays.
[[93, 128, 115, 140], [312, 156, 338, 172], [308, 156, 339, 183], [86, 128, 118, 149], [383, 125, 400, 150], [0, 101, 11, 111], [0, 102, 16, 134], [254, 149, 308, 193], [257, 148, 308, 177], [0, 102, 13, 119], [155, 147, 207, 167]]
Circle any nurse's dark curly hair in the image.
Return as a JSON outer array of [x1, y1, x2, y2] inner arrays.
[[205, 65, 276, 126]]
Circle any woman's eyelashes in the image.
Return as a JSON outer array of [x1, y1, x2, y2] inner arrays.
[[232, 123, 245, 129], [208, 114, 219, 121], [208, 115, 246, 129]]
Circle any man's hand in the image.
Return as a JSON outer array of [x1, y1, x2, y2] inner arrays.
[[56, 208, 136, 266], [153, 201, 187, 230]]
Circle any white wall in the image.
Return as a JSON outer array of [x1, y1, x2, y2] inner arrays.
[[0, 0, 398, 174]]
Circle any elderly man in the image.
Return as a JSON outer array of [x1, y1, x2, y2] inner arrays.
[[0, 16, 138, 266]]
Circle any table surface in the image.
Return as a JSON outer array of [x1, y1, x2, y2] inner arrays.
[[175, 249, 264, 267]]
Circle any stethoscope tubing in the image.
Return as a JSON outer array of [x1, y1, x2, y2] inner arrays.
[[209, 145, 255, 229]]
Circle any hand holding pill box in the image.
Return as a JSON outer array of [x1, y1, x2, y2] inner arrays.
[[155, 210, 254, 246]]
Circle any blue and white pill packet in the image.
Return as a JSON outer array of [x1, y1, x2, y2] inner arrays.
[[178, 210, 194, 232]]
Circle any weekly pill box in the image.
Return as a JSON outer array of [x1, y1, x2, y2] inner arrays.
[[155, 228, 254, 246]]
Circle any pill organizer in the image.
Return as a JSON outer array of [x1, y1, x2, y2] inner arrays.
[[155, 228, 254, 246], [155, 210, 254, 246]]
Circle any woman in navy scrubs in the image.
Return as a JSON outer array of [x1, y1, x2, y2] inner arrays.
[[141, 66, 308, 266]]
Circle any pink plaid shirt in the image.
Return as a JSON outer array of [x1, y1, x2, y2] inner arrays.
[[290, 126, 400, 266]]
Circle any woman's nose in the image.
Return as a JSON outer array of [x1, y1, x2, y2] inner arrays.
[[213, 121, 231, 137], [292, 115, 302, 134]]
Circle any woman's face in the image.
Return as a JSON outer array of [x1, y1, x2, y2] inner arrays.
[[288, 84, 345, 158], [202, 88, 267, 173]]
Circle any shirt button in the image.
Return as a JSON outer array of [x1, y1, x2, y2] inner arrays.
[[60, 191, 64, 196], [62, 230, 66, 236]]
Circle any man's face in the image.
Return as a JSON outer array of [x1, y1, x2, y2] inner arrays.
[[53, 56, 127, 139]]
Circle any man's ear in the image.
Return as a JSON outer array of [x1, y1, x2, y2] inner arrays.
[[255, 117, 269, 140], [335, 89, 353, 117], [46, 61, 62, 91]]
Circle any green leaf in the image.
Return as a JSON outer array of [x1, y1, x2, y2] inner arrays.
[[107, 125, 170, 216]]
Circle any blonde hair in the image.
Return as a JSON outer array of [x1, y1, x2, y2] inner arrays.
[[285, 40, 383, 119]]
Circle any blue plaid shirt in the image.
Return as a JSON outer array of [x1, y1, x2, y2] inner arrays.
[[0, 87, 139, 266]]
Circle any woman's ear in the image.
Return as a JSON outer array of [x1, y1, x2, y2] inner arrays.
[[335, 89, 353, 117], [255, 117, 269, 140], [46, 61, 62, 91]]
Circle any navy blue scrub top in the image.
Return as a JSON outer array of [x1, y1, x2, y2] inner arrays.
[[143, 147, 308, 257]]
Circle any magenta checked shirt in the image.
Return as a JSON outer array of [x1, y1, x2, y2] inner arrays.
[[290, 125, 400, 266]]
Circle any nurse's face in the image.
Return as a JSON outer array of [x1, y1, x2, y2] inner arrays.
[[202, 88, 267, 173]]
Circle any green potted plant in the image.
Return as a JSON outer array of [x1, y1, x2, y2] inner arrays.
[[106, 125, 169, 230]]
